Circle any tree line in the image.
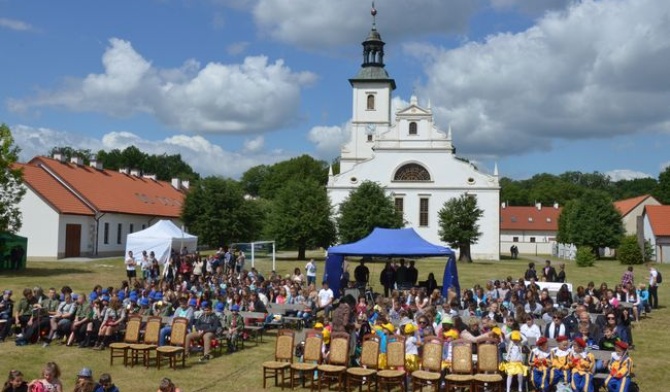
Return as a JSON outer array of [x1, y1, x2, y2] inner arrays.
[[501, 170, 670, 206]]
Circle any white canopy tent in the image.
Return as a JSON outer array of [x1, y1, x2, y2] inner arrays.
[[125, 220, 198, 264]]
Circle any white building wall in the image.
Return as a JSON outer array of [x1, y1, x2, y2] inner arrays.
[[500, 230, 556, 243], [16, 188, 60, 259], [622, 199, 659, 235], [57, 215, 95, 258], [329, 151, 500, 260], [95, 214, 183, 257]]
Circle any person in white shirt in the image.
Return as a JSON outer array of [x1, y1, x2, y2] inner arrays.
[[317, 281, 334, 317], [305, 259, 317, 286], [647, 262, 659, 309], [520, 315, 542, 341], [125, 251, 137, 284]]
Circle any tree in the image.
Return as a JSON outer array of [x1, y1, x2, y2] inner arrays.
[[437, 194, 484, 263], [618, 235, 644, 265], [655, 166, 670, 204], [95, 147, 199, 182], [259, 155, 328, 199], [48, 146, 92, 163], [556, 191, 624, 257], [575, 246, 596, 267], [240, 165, 270, 197], [336, 181, 404, 243], [266, 179, 336, 259], [0, 124, 26, 233], [181, 177, 263, 247]]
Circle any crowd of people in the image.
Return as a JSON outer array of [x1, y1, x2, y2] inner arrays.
[[1, 363, 181, 392], [0, 248, 661, 392]]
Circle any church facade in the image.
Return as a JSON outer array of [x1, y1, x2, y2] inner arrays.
[[327, 20, 501, 260]]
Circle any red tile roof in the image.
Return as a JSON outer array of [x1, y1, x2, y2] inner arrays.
[[500, 205, 561, 231], [644, 205, 670, 237], [614, 194, 655, 217], [16, 163, 95, 216], [25, 156, 185, 218]]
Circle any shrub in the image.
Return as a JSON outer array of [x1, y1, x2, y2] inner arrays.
[[575, 246, 596, 267], [618, 235, 644, 265]]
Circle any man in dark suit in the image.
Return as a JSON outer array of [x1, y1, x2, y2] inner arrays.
[[543, 260, 557, 282]]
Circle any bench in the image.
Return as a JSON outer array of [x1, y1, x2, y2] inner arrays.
[[239, 311, 267, 343], [267, 303, 307, 330]]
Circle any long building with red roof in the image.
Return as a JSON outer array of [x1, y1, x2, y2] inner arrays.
[[15, 154, 188, 259]]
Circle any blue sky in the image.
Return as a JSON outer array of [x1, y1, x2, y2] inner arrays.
[[2, 0, 670, 181]]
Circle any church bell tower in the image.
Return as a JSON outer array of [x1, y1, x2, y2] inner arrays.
[[340, 1, 396, 173]]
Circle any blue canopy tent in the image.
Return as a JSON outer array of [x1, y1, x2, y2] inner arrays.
[[325, 227, 459, 298]]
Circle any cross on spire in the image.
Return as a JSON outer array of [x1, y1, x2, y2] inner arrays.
[[371, 1, 377, 29]]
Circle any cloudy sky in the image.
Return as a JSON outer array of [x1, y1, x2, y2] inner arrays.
[[2, 0, 669, 180]]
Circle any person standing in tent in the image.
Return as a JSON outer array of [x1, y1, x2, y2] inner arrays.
[[354, 259, 369, 289], [124, 251, 137, 285]]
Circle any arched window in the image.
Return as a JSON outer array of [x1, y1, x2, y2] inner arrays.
[[409, 122, 418, 135], [367, 94, 375, 110], [393, 163, 431, 181]]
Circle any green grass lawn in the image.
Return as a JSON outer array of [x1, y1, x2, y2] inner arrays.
[[0, 254, 668, 391]]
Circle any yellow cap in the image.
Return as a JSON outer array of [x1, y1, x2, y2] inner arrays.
[[491, 327, 503, 336], [443, 329, 459, 340], [511, 331, 522, 341], [403, 323, 417, 335], [314, 323, 324, 329], [382, 323, 395, 333]]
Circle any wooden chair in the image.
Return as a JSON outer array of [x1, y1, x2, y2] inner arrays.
[[290, 330, 323, 390], [412, 335, 443, 392], [262, 329, 295, 389], [317, 332, 350, 392], [156, 317, 188, 370], [129, 316, 162, 367], [444, 339, 475, 392], [109, 315, 141, 366], [346, 334, 380, 392], [473, 339, 503, 392], [377, 335, 406, 392]]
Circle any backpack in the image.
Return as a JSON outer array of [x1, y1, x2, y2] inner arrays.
[[656, 270, 662, 284]]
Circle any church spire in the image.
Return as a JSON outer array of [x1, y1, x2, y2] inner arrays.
[[362, 1, 385, 68], [350, 1, 396, 89]]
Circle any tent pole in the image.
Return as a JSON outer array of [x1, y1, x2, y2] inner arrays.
[[251, 242, 255, 268], [272, 242, 276, 271]]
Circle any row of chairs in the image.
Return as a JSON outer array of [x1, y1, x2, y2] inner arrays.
[[109, 315, 189, 370], [262, 329, 504, 392]]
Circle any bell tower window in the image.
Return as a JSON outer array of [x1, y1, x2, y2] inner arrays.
[[409, 122, 417, 135], [367, 94, 375, 110]]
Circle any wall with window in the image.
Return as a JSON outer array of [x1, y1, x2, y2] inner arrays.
[[95, 214, 183, 257]]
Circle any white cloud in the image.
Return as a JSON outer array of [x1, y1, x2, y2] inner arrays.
[[8, 38, 317, 134], [0, 17, 33, 31], [488, 0, 572, 15], [226, 41, 250, 56], [12, 125, 293, 178], [251, 0, 476, 49], [605, 169, 653, 182], [308, 124, 350, 160], [410, 0, 670, 158], [243, 135, 264, 153]]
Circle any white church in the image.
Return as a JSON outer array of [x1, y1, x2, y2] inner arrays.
[[327, 17, 501, 260]]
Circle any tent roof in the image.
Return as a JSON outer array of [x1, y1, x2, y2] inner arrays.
[[328, 227, 453, 257], [128, 219, 197, 240]]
